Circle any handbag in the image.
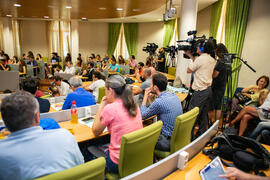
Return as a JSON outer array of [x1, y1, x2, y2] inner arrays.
[[234, 92, 251, 105]]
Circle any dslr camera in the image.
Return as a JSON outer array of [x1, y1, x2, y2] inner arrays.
[[143, 43, 159, 56]]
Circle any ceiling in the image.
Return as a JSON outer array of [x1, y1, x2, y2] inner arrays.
[[0, 0, 217, 22]]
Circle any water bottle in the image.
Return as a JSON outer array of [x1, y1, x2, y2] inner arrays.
[[71, 100, 78, 124]]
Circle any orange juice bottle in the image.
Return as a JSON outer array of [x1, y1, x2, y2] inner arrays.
[[70, 100, 78, 124]]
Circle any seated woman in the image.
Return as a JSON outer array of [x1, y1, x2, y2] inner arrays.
[[18, 59, 27, 76], [92, 75, 143, 173], [118, 55, 125, 65], [229, 91, 270, 136], [108, 56, 120, 73], [228, 75, 269, 120]]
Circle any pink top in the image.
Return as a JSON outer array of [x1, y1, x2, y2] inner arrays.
[[35, 90, 44, 97], [101, 99, 143, 164], [129, 60, 138, 68]]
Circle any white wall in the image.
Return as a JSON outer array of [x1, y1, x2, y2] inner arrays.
[[20, 20, 48, 58], [137, 21, 164, 63], [79, 22, 108, 62], [196, 5, 211, 37], [239, 0, 270, 88]]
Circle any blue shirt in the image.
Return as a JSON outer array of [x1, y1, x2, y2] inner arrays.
[[140, 91, 183, 136], [27, 59, 38, 66], [0, 126, 84, 180], [109, 64, 120, 73], [62, 87, 96, 110]]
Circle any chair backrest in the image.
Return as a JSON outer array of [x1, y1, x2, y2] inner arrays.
[[35, 157, 106, 180], [118, 121, 163, 178], [26, 65, 34, 77], [97, 86, 105, 103], [10, 64, 19, 71], [170, 107, 199, 153]]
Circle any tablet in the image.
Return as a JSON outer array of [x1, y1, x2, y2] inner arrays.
[[199, 156, 226, 180]]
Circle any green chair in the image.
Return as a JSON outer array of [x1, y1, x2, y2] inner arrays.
[[155, 107, 199, 158], [106, 121, 163, 180], [119, 67, 124, 75], [97, 86, 105, 103], [168, 67, 176, 76], [35, 157, 106, 180]]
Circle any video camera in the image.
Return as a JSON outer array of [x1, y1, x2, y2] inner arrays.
[[177, 30, 207, 59], [163, 45, 178, 59], [142, 43, 158, 56]]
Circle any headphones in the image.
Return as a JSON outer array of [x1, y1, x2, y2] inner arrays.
[[200, 41, 206, 53]]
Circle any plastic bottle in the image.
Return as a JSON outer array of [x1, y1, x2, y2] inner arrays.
[[71, 100, 78, 124]]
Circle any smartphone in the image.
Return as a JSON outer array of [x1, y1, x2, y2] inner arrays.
[[199, 156, 226, 180], [81, 117, 94, 123]]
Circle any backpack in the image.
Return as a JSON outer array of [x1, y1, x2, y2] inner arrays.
[[203, 134, 270, 174]]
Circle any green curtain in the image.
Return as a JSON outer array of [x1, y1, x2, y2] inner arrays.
[[209, 0, 224, 39], [123, 23, 138, 57], [163, 19, 176, 47], [225, 0, 250, 96], [176, 18, 180, 40], [107, 23, 122, 56]]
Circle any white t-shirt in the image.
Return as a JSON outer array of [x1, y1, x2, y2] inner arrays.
[[188, 53, 216, 91], [57, 81, 71, 96], [89, 79, 105, 101], [260, 93, 270, 109], [64, 66, 75, 75]]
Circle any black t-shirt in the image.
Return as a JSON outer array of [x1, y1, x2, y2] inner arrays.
[[211, 58, 227, 91], [36, 97, 51, 113], [157, 52, 166, 72]]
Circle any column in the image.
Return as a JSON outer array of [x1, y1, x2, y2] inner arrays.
[[71, 20, 79, 64], [175, 0, 198, 87]]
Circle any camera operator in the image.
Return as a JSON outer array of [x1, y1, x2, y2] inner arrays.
[[154, 48, 166, 72], [185, 39, 216, 140]]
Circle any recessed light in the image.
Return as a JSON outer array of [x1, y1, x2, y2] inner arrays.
[[66, 6, 72, 9], [14, 4, 21, 7], [99, 7, 106, 10], [81, 17, 87, 20], [6, 14, 12, 17], [132, 9, 140, 12], [44, 16, 49, 19], [157, 19, 162, 21], [116, 8, 123, 11]]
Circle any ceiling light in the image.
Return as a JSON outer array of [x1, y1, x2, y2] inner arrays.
[[44, 16, 49, 19], [116, 8, 123, 11], [99, 7, 106, 10], [81, 17, 87, 21], [6, 14, 12, 17], [132, 9, 140, 12], [66, 6, 72, 9], [157, 19, 162, 21], [14, 4, 21, 7]]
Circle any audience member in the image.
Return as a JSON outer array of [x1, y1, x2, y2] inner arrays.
[[0, 91, 84, 180], [64, 61, 75, 75], [208, 43, 228, 122], [0, 50, 4, 58], [27, 54, 38, 66], [51, 52, 60, 65], [128, 55, 138, 69], [140, 73, 183, 151], [54, 64, 63, 73], [54, 76, 71, 96], [0, 57, 10, 71], [21, 78, 50, 113], [85, 71, 105, 101], [108, 55, 120, 73], [133, 68, 152, 105], [96, 54, 102, 62], [154, 48, 166, 72], [36, 53, 42, 61], [62, 76, 96, 110], [229, 91, 270, 136], [118, 55, 125, 65], [101, 60, 107, 70], [86, 62, 95, 81], [18, 59, 27, 76], [3, 54, 10, 64], [220, 167, 270, 180], [249, 121, 270, 145], [65, 53, 72, 63], [146, 56, 154, 67], [9, 56, 18, 64], [92, 75, 143, 173], [185, 39, 216, 140], [103, 53, 109, 62]]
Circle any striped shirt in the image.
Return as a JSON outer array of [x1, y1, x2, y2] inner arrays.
[[140, 91, 183, 136]]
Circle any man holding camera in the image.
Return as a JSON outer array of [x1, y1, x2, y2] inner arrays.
[[155, 48, 166, 72], [185, 39, 216, 140]]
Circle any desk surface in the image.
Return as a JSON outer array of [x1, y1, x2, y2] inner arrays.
[[164, 145, 270, 180], [161, 72, 175, 81]]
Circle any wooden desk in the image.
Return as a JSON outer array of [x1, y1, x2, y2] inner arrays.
[[161, 72, 175, 81], [59, 121, 109, 143], [82, 81, 92, 87], [164, 145, 270, 180], [80, 76, 89, 80], [109, 71, 119, 75]]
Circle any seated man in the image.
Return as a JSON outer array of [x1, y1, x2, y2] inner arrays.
[[249, 121, 270, 145], [85, 71, 105, 101], [21, 78, 50, 113], [54, 64, 63, 73], [54, 76, 71, 96], [140, 73, 183, 151], [229, 91, 270, 136], [64, 61, 75, 75], [0, 91, 84, 180], [133, 68, 151, 105], [62, 76, 96, 110], [27, 54, 38, 66]]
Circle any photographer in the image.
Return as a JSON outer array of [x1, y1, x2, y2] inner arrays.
[[185, 39, 216, 140], [155, 48, 166, 72]]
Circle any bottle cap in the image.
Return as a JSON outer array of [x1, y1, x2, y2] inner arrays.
[[72, 100, 76, 104]]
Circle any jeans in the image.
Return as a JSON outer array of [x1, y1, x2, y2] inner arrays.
[[106, 150, 118, 174], [249, 121, 270, 140]]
